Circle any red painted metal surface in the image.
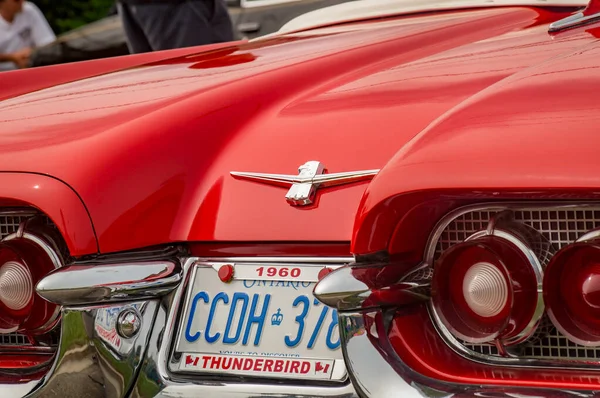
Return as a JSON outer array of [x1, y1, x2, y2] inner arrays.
[[0, 174, 96, 256], [584, 0, 600, 16], [0, 41, 244, 102], [389, 304, 600, 389], [189, 242, 351, 257], [352, 22, 600, 255], [0, 6, 595, 255]]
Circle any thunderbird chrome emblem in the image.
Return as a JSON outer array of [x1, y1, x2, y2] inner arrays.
[[230, 161, 379, 206]]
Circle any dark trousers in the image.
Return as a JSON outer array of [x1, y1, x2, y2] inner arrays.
[[118, 0, 234, 54]]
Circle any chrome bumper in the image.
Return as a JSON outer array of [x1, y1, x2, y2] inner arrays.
[[7, 257, 359, 398], [7, 255, 598, 398]]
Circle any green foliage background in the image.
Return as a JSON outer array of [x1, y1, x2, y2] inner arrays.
[[33, 0, 115, 35]]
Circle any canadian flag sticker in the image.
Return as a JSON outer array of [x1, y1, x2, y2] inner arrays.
[[315, 361, 331, 375]]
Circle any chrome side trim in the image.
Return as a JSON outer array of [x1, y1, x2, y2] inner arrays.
[[36, 261, 182, 306]]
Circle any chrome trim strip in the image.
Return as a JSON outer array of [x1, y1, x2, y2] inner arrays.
[[200, 256, 354, 263], [36, 261, 182, 306], [0, 345, 54, 353], [576, 228, 600, 242], [549, 9, 600, 32], [0, 209, 38, 217]]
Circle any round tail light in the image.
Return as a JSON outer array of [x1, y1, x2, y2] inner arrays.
[[432, 230, 542, 346], [0, 233, 60, 335], [462, 261, 508, 318], [544, 242, 600, 346], [0, 261, 33, 311]]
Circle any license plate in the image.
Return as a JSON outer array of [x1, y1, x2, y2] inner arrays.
[[174, 261, 347, 381]]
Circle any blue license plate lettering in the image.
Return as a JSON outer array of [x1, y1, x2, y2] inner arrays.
[[185, 292, 272, 346], [175, 266, 344, 381], [284, 295, 310, 348], [283, 297, 339, 350], [185, 291, 339, 350]]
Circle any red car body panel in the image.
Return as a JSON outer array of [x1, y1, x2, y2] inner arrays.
[[0, 6, 594, 255], [352, 25, 600, 255], [0, 173, 97, 255], [0, 42, 244, 102]]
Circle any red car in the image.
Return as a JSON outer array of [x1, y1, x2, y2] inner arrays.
[[0, 0, 598, 396]]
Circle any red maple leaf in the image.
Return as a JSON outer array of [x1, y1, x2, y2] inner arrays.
[[186, 355, 194, 366], [315, 362, 324, 372]]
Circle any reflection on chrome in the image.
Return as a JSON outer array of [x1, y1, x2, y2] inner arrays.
[[36, 261, 182, 306], [5, 255, 597, 397], [339, 309, 600, 398], [29, 300, 158, 398], [14, 257, 359, 398]]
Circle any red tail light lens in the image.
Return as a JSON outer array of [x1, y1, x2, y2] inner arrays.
[[432, 233, 539, 346], [0, 236, 60, 335], [544, 242, 600, 346]]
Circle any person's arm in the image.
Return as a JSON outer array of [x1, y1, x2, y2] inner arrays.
[[0, 54, 16, 62], [25, 2, 56, 47], [0, 48, 30, 68]]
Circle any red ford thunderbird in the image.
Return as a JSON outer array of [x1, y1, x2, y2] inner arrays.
[[0, 0, 598, 396]]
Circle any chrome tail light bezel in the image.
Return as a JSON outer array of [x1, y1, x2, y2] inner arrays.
[[425, 202, 600, 369]]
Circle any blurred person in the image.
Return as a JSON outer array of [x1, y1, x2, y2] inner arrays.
[[117, 0, 234, 54], [0, 0, 55, 71]]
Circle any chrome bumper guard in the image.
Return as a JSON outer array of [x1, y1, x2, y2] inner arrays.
[[7, 258, 358, 398]]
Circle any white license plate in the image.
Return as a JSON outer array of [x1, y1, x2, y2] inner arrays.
[[174, 262, 346, 381]]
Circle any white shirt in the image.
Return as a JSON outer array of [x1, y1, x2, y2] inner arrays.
[[0, 2, 56, 71]]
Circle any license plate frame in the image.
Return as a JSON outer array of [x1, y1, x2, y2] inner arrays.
[[169, 259, 350, 382]]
